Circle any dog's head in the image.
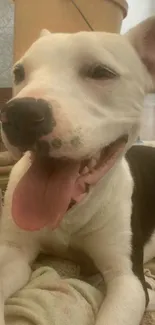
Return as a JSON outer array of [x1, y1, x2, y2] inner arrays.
[[1, 17, 155, 231]]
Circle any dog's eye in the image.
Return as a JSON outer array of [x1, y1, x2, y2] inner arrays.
[[87, 64, 118, 80], [13, 64, 25, 85]]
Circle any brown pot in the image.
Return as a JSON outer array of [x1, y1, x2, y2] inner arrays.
[[13, 0, 128, 62]]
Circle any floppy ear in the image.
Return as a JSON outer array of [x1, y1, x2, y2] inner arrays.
[[40, 29, 51, 38], [126, 16, 155, 88]]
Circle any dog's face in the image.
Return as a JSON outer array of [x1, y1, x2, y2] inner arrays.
[[1, 17, 155, 231], [1, 28, 151, 160]]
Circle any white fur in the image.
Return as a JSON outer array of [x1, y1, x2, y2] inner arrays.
[[1, 17, 155, 325]]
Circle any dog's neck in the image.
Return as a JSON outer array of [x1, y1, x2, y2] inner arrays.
[[60, 156, 132, 234]]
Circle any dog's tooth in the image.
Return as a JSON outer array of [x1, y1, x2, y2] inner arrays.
[[88, 158, 97, 170], [81, 166, 89, 175]]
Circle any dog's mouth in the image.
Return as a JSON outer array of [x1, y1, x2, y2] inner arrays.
[[12, 135, 128, 231]]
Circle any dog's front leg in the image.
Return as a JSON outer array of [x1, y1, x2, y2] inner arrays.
[[82, 214, 146, 325], [0, 242, 37, 325], [0, 155, 39, 324], [95, 272, 145, 325]]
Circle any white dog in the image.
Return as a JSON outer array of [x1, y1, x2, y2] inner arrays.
[[0, 16, 155, 325]]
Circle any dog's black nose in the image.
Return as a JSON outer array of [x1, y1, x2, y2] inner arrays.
[[1, 97, 55, 150]]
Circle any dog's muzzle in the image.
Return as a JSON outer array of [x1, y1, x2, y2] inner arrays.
[[1, 97, 55, 152]]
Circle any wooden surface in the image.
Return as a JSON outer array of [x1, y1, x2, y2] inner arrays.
[[0, 88, 12, 111], [13, 0, 127, 62], [67, 0, 128, 33]]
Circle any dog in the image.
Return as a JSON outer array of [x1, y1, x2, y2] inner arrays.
[[0, 16, 155, 325]]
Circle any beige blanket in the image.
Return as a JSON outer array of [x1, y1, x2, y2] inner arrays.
[[4, 254, 155, 325]]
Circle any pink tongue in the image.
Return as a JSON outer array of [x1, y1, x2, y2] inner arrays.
[[12, 158, 80, 231]]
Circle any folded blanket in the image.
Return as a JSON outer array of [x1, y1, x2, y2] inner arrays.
[[5, 256, 104, 325], [4, 255, 155, 325]]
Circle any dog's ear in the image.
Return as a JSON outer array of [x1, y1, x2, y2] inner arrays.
[[40, 29, 51, 38], [126, 16, 155, 87]]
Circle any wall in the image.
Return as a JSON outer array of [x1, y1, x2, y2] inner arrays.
[[0, 0, 14, 87], [121, 0, 155, 34]]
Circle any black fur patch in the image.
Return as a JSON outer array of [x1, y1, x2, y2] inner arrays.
[[126, 145, 155, 306]]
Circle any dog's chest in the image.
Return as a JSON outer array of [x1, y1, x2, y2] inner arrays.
[[39, 227, 97, 274], [40, 226, 71, 256]]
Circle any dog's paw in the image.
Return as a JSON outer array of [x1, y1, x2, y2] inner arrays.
[[147, 289, 155, 311], [145, 269, 155, 290]]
